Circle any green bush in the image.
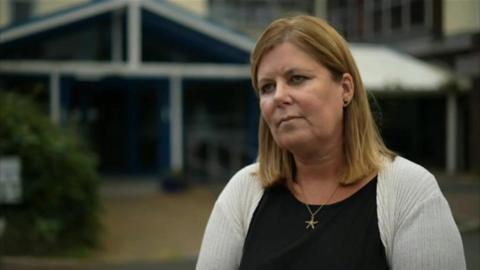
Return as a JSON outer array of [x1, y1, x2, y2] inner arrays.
[[0, 91, 101, 256]]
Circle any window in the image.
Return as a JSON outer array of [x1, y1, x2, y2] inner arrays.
[[373, 9, 383, 34], [328, 0, 433, 41], [391, 4, 403, 30], [410, 0, 425, 26], [10, 0, 33, 23]]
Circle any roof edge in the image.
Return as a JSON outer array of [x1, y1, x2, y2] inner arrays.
[[0, 0, 128, 43], [142, 0, 255, 52]]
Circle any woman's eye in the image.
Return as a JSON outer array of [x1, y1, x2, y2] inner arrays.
[[260, 83, 275, 94], [290, 75, 306, 84]]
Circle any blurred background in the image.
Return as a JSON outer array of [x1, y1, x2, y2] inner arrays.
[[0, 0, 478, 269]]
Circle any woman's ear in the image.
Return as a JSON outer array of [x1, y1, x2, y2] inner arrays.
[[341, 73, 354, 107]]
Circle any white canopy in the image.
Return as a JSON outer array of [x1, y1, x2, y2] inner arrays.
[[0, 44, 463, 93], [351, 44, 458, 92]]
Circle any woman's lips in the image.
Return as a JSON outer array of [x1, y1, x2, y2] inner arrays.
[[278, 116, 302, 126]]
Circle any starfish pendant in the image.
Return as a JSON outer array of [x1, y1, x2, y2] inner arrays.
[[305, 215, 318, 230]]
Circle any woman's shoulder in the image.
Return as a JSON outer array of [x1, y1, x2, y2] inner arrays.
[[379, 155, 442, 202], [377, 156, 444, 250], [216, 163, 264, 213], [219, 163, 263, 199], [382, 155, 436, 181]]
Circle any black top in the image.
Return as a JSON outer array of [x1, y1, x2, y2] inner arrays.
[[239, 177, 389, 270]]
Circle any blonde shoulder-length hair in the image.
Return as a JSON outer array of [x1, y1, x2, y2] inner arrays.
[[251, 15, 395, 187]]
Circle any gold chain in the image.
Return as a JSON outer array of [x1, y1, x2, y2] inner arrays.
[[300, 183, 340, 230]]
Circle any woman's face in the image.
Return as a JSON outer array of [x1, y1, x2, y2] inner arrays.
[[257, 42, 352, 154]]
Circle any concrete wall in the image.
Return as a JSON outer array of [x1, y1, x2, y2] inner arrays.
[[34, 0, 89, 16], [444, 0, 480, 35], [168, 0, 207, 16], [0, 0, 207, 28], [0, 0, 88, 28], [0, 1, 11, 27]]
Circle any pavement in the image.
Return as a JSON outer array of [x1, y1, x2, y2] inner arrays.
[[1, 172, 479, 270], [1, 179, 214, 270], [435, 172, 480, 270], [435, 172, 480, 234]]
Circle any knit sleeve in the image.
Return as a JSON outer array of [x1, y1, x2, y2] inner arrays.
[[388, 164, 466, 269], [196, 164, 263, 270], [195, 201, 245, 270]]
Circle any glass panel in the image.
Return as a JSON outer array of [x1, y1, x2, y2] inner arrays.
[[138, 87, 159, 172], [11, 0, 33, 23], [391, 4, 403, 30], [0, 14, 111, 61], [410, 0, 425, 26], [378, 96, 446, 168], [373, 9, 382, 34], [69, 81, 128, 172], [184, 80, 254, 182]]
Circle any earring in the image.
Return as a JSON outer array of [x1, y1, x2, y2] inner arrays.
[[343, 100, 350, 107]]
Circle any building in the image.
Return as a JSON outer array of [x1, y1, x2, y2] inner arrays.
[[208, 0, 321, 37], [327, 0, 480, 173], [0, 0, 207, 27], [0, 0, 258, 181], [188, 0, 478, 174], [1, 0, 468, 181]]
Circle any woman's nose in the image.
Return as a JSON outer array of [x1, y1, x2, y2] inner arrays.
[[273, 82, 293, 104]]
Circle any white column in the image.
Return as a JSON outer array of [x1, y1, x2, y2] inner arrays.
[[314, 0, 327, 18], [403, 0, 410, 32], [111, 9, 123, 62], [446, 91, 458, 174], [170, 76, 183, 171], [383, 0, 391, 36], [49, 73, 60, 124], [127, 0, 141, 68], [425, 0, 433, 31]]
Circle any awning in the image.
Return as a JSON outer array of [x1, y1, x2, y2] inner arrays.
[[351, 44, 465, 92]]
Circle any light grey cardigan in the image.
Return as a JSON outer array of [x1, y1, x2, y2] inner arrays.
[[196, 156, 466, 269]]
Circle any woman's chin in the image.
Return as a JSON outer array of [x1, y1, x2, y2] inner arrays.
[[274, 135, 312, 152]]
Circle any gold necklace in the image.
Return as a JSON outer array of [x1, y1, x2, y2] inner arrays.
[[301, 183, 340, 230]]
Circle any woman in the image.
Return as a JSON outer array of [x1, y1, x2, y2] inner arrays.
[[196, 15, 465, 269]]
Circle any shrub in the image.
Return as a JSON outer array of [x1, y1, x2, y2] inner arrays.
[[0, 91, 101, 255]]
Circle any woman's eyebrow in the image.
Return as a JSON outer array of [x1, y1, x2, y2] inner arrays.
[[258, 67, 314, 84], [257, 76, 273, 86], [284, 68, 313, 76]]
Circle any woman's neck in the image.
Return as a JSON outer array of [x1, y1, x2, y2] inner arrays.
[[293, 143, 344, 184]]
